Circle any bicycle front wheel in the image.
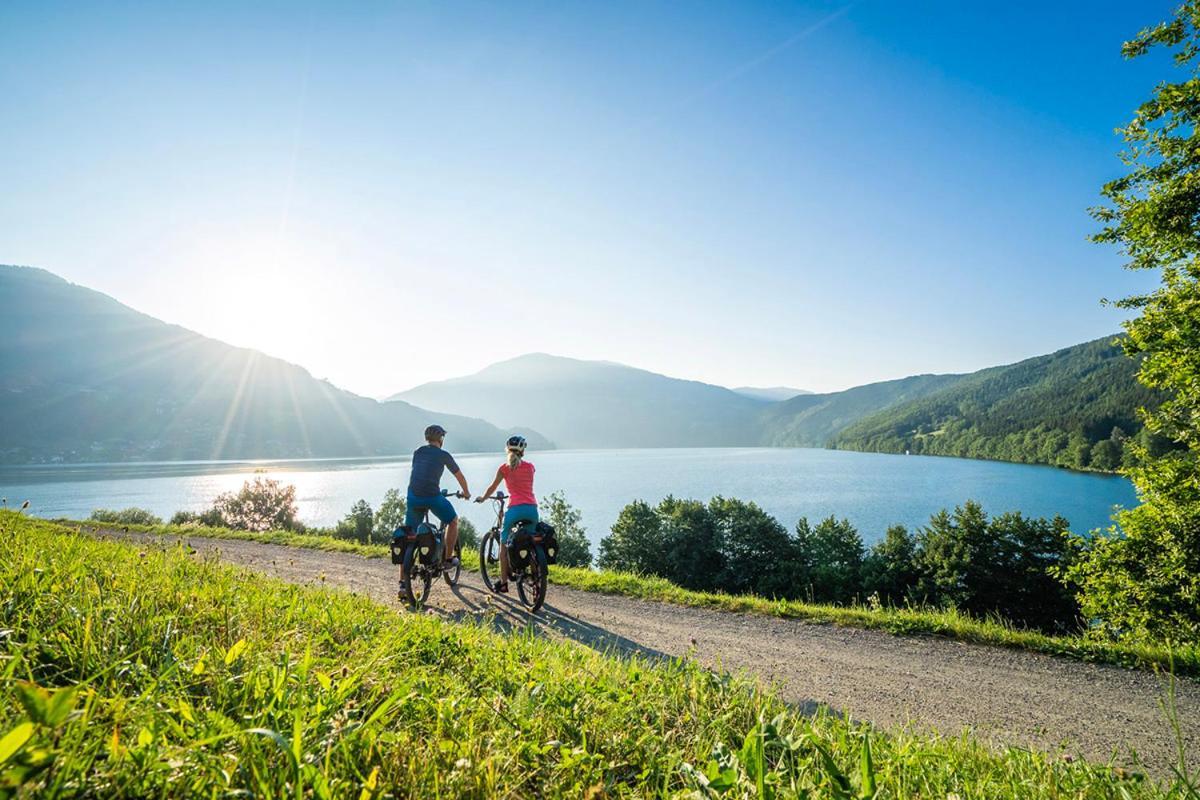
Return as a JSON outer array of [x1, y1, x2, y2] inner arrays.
[[479, 530, 501, 592], [444, 539, 462, 586]]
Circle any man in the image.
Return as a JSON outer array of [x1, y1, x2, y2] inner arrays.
[[405, 424, 470, 575]]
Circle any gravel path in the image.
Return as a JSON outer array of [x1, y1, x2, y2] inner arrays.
[[95, 529, 1198, 777]]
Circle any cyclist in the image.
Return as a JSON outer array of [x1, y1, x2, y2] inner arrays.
[[476, 435, 538, 594], [404, 425, 470, 581]]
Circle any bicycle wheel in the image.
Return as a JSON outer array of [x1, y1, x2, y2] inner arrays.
[[479, 530, 501, 591], [516, 545, 547, 612], [401, 543, 432, 606], [443, 538, 462, 586]]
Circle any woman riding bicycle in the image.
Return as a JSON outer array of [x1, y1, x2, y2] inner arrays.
[[476, 435, 537, 594]]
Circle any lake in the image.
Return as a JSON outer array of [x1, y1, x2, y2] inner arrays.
[[0, 448, 1138, 548]]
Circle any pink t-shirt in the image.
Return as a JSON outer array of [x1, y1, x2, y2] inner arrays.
[[500, 460, 537, 506]]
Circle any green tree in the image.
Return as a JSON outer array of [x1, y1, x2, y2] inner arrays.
[[457, 518, 480, 550], [598, 500, 662, 574], [542, 490, 593, 568], [660, 497, 723, 591], [862, 524, 918, 605], [711, 496, 792, 598], [210, 475, 300, 532], [793, 517, 864, 604], [373, 488, 407, 541], [1076, 3, 1200, 642], [341, 499, 373, 544]]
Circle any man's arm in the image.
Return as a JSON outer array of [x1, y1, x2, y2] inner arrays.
[[453, 468, 470, 500]]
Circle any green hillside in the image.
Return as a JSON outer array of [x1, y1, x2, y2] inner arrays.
[[757, 373, 967, 447], [0, 265, 546, 463], [831, 336, 1158, 470]]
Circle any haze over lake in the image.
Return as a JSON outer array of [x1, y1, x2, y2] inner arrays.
[[1, 448, 1137, 548]]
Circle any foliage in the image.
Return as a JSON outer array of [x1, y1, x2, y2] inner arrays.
[[793, 517, 865, 605], [4, 512, 1184, 796], [208, 474, 301, 532], [541, 490, 593, 568], [87, 507, 162, 526], [862, 525, 919, 605], [1074, 1, 1200, 643], [832, 337, 1159, 472], [372, 488, 406, 541], [457, 517, 480, 550], [600, 496, 1080, 633], [330, 499, 374, 544]]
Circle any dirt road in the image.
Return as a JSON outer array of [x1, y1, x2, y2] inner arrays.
[[96, 529, 1198, 777]]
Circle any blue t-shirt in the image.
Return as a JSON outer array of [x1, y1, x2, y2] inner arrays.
[[407, 445, 460, 497]]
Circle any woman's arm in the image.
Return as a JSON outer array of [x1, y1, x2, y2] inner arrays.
[[476, 465, 505, 501]]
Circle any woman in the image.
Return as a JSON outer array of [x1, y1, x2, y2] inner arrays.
[[476, 435, 537, 593]]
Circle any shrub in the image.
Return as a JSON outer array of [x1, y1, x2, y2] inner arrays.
[[794, 516, 864, 605], [210, 474, 300, 532], [88, 507, 162, 526], [372, 488, 406, 540], [541, 490, 592, 568]]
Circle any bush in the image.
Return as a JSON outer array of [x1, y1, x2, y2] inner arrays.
[[88, 507, 162, 526], [209, 474, 300, 532], [541, 490, 592, 568], [794, 516, 864, 605], [373, 488, 406, 540], [457, 518, 480, 550], [862, 525, 918, 605]]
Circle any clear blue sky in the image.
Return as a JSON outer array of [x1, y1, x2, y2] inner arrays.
[[0, 1, 1175, 397]]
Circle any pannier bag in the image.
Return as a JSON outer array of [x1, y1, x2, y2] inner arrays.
[[507, 526, 534, 571], [536, 521, 559, 565], [415, 522, 441, 566], [389, 527, 410, 565]]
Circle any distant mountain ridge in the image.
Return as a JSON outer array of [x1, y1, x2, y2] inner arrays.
[[732, 386, 810, 402], [0, 265, 548, 463], [391, 353, 769, 448]]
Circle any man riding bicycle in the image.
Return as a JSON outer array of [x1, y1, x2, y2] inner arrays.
[[404, 425, 470, 583]]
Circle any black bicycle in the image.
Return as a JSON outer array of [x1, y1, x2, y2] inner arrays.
[[477, 492, 549, 612], [391, 489, 464, 606]]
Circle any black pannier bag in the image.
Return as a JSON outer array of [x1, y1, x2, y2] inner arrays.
[[507, 526, 534, 571], [415, 523, 440, 566], [389, 527, 411, 565], [536, 521, 559, 565]]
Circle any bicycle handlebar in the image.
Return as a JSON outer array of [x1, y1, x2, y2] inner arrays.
[[440, 489, 468, 499]]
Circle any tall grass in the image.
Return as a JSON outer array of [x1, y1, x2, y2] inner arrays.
[[60, 516, 1200, 678], [3, 512, 1189, 797]]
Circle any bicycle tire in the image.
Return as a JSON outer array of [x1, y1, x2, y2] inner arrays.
[[443, 539, 462, 586], [517, 544, 547, 612], [402, 543, 432, 606], [479, 530, 501, 592]]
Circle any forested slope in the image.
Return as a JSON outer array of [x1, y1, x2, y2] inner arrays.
[[831, 336, 1158, 470]]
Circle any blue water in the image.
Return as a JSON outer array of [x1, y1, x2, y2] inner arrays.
[[0, 448, 1138, 548]]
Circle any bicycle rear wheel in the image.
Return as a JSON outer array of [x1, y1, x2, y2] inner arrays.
[[516, 545, 547, 612], [479, 530, 501, 591], [401, 543, 432, 606]]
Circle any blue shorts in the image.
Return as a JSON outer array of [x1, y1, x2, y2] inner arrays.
[[404, 491, 457, 528], [502, 503, 539, 544]]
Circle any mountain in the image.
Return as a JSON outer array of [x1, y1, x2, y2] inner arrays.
[[0, 265, 547, 463], [757, 373, 967, 447], [732, 386, 810, 402], [390, 353, 768, 448], [829, 336, 1157, 470]]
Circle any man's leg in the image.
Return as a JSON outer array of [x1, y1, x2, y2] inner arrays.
[[444, 517, 459, 565]]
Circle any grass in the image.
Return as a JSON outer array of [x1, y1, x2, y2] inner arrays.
[[59, 516, 1200, 679], [3, 510, 1194, 798]]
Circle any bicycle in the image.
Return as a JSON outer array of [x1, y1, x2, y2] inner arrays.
[[477, 491, 549, 612], [391, 489, 465, 606]]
